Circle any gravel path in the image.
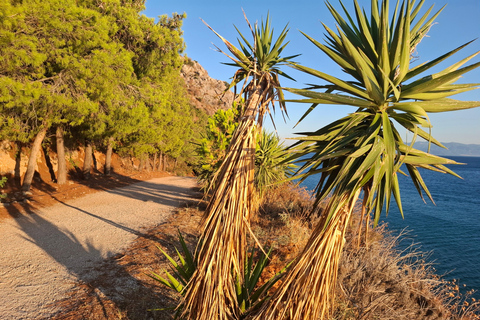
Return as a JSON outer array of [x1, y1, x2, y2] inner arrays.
[[0, 176, 198, 320]]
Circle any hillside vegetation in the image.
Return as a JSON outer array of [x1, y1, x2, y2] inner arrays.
[[0, 0, 229, 191]]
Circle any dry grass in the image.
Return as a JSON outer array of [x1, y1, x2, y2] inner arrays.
[[335, 221, 480, 320], [50, 182, 480, 320], [254, 183, 316, 258], [250, 190, 360, 320], [252, 183, 480, 319], [259, 182, 317, 221]]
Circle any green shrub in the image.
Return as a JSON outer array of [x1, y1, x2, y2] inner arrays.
[[195, 102, 295, 195], [194, 101, 241, 189], [0, 176, 6, 200], [255, 131, 296, 196], [151, 231, 288, 319]]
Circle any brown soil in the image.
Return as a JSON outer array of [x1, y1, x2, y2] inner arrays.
[[0, 152, 172, 221]]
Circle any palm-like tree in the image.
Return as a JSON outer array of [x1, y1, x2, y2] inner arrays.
[[182, 13, 297, 320], [251, 0, 480, 319], [255, 130, 296, 195]]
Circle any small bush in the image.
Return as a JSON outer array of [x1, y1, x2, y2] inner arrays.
[[259, 182, 317, 221], [0, 176, 7, 200], [151, 232, 288, 319]]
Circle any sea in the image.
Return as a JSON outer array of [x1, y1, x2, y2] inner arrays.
[[299, 155, 480, 299]]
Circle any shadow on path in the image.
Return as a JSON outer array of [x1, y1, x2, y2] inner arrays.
[[1, 177, 198, 319], [105, 179, 200, 207]]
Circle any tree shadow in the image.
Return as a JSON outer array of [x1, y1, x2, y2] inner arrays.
[[69, 170, 147, 189], [46, 177, 202, 217], [0, 172, 57, 218], [104, 178, 201, 207], [0, 178, 200, 319], [55, 227, 200, 320], [42, 144, 57, 182]]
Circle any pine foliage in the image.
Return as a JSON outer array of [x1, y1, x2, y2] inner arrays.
[[0, 0, 202, 185]]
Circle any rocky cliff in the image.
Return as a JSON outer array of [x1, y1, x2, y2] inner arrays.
[[181, 59, 234, 115]]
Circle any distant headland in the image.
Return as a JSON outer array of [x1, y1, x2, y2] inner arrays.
[[413, 141, 480, 157]]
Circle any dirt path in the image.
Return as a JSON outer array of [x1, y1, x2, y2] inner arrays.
[[0, 176, 199, 320]]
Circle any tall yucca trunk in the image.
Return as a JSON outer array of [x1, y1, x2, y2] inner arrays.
[[182, 89, 262, 320], [250, 190, 360, 320]]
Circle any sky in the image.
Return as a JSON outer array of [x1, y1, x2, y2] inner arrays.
[[143, 0, 480, 145]]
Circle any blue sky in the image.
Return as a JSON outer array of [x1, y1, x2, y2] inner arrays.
[[144, 0, 480, 144]]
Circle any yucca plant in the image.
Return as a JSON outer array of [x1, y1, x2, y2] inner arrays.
[[181, 13, 297, 320], [255, 131, 296, 195], [150, 232, 197, 297], [236, 248, 279, 317], [151, 232, 285, 319], [250, 1, 480, 319]]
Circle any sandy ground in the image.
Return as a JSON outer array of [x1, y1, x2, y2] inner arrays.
[[0, 176, 199, 320]]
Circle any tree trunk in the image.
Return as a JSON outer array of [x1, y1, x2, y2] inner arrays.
[[14, 142, 22, 186], [153, 153, 158, 171], [56, 126, 67, 185], [158, 152, 163, 171], [146, 157, 151, 172], [130, 155, 135, 169], [139, 157, 145, 171], [105, 137, 114, 175], [83, 140, 93, 179], [22, 127, 47, 191], [42, 144, 56, 182], [92, 150, 97, 171]]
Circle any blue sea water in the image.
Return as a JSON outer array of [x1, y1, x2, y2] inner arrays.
[[300, 156, 480, 298]]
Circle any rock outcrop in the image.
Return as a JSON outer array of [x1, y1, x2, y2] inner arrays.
[[181, 59, 234, 115]]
